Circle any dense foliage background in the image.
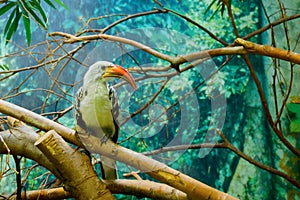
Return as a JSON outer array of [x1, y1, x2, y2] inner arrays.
[[0, 0, 299, 199]]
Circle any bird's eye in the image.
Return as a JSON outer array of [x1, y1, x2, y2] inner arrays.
[[100, 65, 107, 71]]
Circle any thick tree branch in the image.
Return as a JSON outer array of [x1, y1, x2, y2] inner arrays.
[[0, 99, 81, 147], [0, 123, 186, 200], [79, 134, 237, 200], [105, 179, 187, 200], [20, 188, 69, 200], [235, 38, 300, 65], [0, 99, 238, 200], [0, 122, 58, 176], [35, 130, 114, 200], [14, 179, 187, 200]]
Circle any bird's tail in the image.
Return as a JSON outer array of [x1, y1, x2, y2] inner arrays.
[[100, 155, 117, 180]]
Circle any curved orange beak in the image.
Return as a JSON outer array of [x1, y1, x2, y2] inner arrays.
[[103, 65, 137, 90]]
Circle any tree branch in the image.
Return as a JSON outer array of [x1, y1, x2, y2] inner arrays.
[[142, 143, 227, 156], [235, 38, 300, 65], [20, 187, 69, 200], [0, 99, 238, 200], [79, 134, 238, 200], [49, 32, 175, 63], [239, 53, 300, 158], [243, 13, 300, 40], [0, 99, 81, 147], [0, 122, 58, 176], [0, 123, 186, 200], [165, 8, 228, 46], [35, 130, 114, 200], [105, 179, 187, 200], [217, 129, 300, 189], [49, 32, 300, 68], [14, 179, 188, 200]]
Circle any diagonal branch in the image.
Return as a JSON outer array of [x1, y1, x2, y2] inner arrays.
[[235, 38, 300, 65], [0, 123, 186, 200], [243, 13, 300, 40], [11, 180, 188, 200], [49, 32, 300, 67], [0, 99, 238, 200], [240, 53, 300, 158], [217, 129, 300, 189]]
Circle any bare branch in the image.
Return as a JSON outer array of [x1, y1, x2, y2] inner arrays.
[[0, 124, 57, 176], [235, 38, 300, 65], [50, 32, 300, 71], [35, 130, 114, 199], [217, 129, 300, 189], [0, 99, 80, 147], [15, 179, 188, 200], [243, 13, 300, 40], [142, 143, 227, 156], [239, 52, 300, 158], [105, 179, 187, 200], [165, 8, 228, 46], [102, 9, 168, 33], [50, 32, 174, 62], [20, 187, 69, 200], [80, 134, 238, 200], [0, 99, 238, 200]]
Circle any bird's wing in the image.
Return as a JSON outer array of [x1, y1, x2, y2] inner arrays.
[[109, 86, 120, 143], [75, 87, 89, 134], [99, 86, 119, 180]]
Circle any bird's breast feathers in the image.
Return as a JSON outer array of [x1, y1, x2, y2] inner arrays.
[[78, 84, 116, 138]]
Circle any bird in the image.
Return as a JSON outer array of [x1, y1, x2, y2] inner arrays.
[[75, 61, 136, 180]]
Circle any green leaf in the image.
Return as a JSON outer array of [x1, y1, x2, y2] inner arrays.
[[0, 2, 16, 16], [53, 0, 68, 10], [44, 0, 57, 9], [22, 1, 46, 28], [290, 119, 300, 133], [0, 64, 9, 71], [4, 8, 16, 35], [30, 1, 48, 24], [22, 12, 31, 46], [6, 8, 21, 43], [220, 3, 225, 16], [204, 0, 217, 15], [204, 0, 230, 19]]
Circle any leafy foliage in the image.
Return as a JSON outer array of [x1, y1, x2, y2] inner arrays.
[[0, 64, 9, 70], [287, 102, 300, 133], [205, 0, 232, 18], [0, 0, 67, 45]]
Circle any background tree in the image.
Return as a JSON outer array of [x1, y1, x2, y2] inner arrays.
[[0, 0, 299, 199]]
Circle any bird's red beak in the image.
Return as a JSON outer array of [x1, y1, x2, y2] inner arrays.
[[103, 65, 137, 90]]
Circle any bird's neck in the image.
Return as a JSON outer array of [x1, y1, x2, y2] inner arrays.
[[83, 76, 108, 92]]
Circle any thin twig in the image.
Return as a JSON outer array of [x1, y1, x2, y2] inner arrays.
[[142, 143, 227, 156]]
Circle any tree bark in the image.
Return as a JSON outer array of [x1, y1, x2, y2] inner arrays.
[[35, 130, 115, 200], [0, 99, 239, 200]]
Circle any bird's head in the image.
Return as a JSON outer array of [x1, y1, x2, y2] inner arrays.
[[84, 61, 137, 90]]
